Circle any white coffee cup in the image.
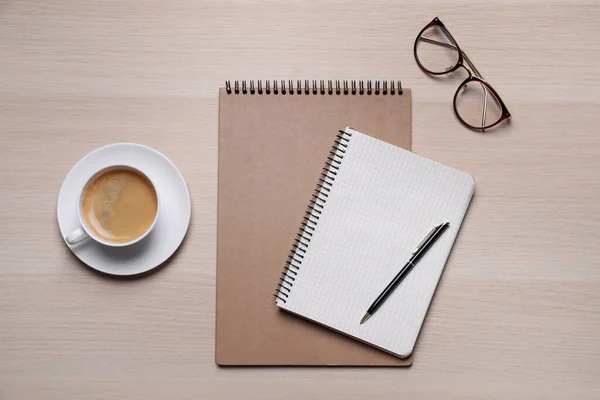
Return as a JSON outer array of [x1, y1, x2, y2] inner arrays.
[[65, 165, 160, 247]]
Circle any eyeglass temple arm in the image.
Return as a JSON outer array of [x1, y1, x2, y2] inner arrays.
[[459, 51, 488, 126], [458, 50, 488, 126], [419, 36, 484, 79]]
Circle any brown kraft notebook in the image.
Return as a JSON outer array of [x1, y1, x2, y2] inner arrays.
[[217, 80, 412, 365]]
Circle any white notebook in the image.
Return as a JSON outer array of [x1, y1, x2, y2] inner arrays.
[[274, 127, 475, 358]]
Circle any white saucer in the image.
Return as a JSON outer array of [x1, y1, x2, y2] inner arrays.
[[57, 143, 191, 276]]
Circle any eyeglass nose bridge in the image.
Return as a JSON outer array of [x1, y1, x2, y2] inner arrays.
[[457, 63, 473, 80]]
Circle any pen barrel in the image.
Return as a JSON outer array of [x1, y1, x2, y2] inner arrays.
[[369, 261, 414, 314], [410, 247, 430, 264], [366, 223, 450, 317]]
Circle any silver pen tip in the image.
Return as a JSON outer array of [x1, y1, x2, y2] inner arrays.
[[360, 313, 371, 324]]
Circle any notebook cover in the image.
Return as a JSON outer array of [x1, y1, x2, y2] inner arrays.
[[216, 85, 412, 365]]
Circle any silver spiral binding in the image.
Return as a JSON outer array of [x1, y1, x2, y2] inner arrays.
[[274, 129, 353, 304], [225, 80, 402, 95]]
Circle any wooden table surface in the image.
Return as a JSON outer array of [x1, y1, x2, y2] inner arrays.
[[2, 1, 599, 399]]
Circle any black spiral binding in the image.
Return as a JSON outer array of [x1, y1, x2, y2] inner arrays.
[[225, 80, 402, 95], [274, 129, 353, 304]]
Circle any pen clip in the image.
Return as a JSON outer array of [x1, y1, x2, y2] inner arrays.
[[412, 223, 447, 255], [412, 227, 437, 255]]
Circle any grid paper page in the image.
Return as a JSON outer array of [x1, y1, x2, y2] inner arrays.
[[277, 128, 474, 358]]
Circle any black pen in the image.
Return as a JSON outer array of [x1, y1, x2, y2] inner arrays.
[[360, 222, 450, 324]]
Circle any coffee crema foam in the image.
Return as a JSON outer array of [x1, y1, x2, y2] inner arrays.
[[82, 168, 158, 244]]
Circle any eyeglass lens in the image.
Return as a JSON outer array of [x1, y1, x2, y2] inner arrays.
[[455, 82, 503, 129], [415, 26, 459, 74]]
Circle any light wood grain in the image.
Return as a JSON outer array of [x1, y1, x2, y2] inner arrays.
[[1, 0, 599, 399]]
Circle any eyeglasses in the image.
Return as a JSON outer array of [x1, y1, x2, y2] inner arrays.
[[414, 17, 511, 131]]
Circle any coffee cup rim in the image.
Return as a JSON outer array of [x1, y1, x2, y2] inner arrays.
[[77, 164, 161, 247]]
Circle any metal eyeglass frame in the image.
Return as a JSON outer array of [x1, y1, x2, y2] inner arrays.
[[414, 17, 511, 131]]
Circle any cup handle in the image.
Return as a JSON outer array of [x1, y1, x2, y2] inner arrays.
[[65, 227, 89, 246]]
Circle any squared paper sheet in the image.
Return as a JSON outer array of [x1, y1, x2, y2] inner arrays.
[[277, 128, 475, 358]]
